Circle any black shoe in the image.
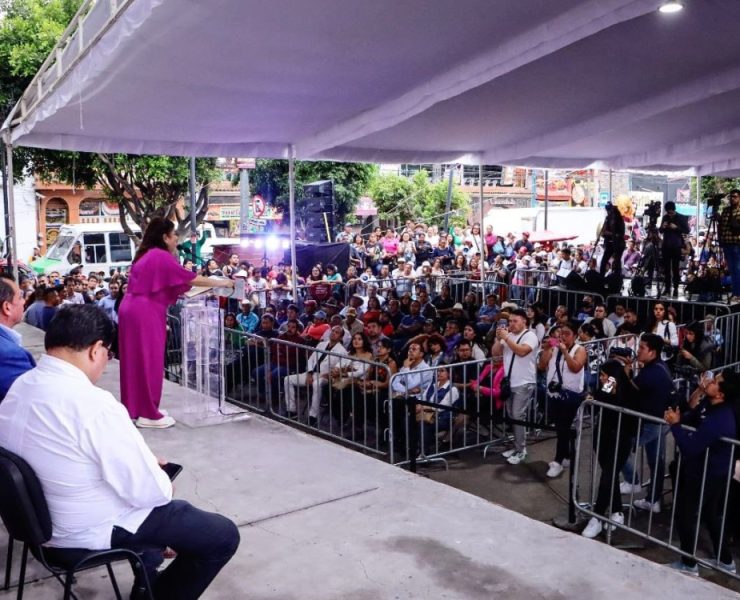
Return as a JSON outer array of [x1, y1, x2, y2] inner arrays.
[[673, 288, 679, 297], [308, 416, 318, 427]]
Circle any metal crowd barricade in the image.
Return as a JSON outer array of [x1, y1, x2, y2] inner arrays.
[[604, 294, 731, 327], [388, 358, 507, 468], [164, 310, 183, 383], [574, 397, 740, 579], [579, 333, 639, 394], [221, 328, 272, 414], [505, 283, 605, 316], [268, 337, 394, 458], [713, 312, 740, 369]]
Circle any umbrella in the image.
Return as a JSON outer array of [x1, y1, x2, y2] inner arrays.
[[527, 230, 578, 244]]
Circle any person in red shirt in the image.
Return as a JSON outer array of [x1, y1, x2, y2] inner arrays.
[[302, 310, 330, 345]]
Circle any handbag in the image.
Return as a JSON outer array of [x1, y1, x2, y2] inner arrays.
[[331, 377, 355, 391], [499, 332, 527, 401]]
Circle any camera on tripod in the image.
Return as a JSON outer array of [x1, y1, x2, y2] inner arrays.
[[644, 200, 662, 228], [705, 193, 726, 218]]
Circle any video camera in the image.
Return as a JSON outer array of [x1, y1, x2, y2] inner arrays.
[[643, 200, 662, 229], [705, 193, 725, 218]]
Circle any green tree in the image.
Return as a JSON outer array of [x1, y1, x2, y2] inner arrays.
[[0, 0, 81, 116], [367, 172, 415, 222], [249, 159, 377, 225], [2, 0, 217, 240]]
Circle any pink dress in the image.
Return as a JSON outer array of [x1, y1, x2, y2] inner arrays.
[[119, 248, 196, 419]]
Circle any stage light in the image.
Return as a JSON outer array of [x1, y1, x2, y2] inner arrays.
[[281, 240, 291, 249], [254, 238, 264, 249], [658, 1, 683, 13], [239, 238, 250, 247], [266, 235, 280, 250]]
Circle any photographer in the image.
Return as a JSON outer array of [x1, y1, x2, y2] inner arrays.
[[659, 201, 689, 297], [538, 321, 587, 479], [599, 203, 626, 277], [719, 189, 740, 304]]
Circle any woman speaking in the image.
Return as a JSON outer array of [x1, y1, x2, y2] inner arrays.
[[119, 217, 234, 428]]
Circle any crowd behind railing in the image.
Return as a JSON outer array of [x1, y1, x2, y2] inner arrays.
[[19, 218, 740, 579]]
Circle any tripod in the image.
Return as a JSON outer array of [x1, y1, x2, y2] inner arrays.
[[694, 212, 726, 302]]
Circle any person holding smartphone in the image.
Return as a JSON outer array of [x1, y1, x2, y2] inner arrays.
[[493, 309, 538, 465], [582, 360, 637, 538], [538, 321, 587, 478]]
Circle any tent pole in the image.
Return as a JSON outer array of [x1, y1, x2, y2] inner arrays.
[[608, 169, 613, 204], [696, 175, 701, 237], [4, 141, 17, 282], [479, 162, 485, 278], [189, 156, 197, 267], [288, 145, 298, 301], [443, 165, 454, 233], [544, 169, 549, 230]]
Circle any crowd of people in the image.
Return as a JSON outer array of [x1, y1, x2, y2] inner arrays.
[[2, 200, 740, 585]]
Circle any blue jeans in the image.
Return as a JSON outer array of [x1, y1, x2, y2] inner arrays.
[[723, 244, 740, 296], [621, 422, 668, 503], [111, 499, 240, 600]]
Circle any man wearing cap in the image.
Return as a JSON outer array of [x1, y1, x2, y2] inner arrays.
[[284, 325, 348, 427], [344, 307, 364, 336], [335, 223, 354, 243], [322, 298, 341, 319], [514, 232, 534, 254], [341, 294, 365, 319], [394, 300, 425, 347], [236, 300, 259, 333], [303, 310, 330, 345], [299, 300, 318, 328], [476, 293, 500, 334]]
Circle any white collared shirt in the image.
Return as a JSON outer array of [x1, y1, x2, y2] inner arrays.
[[0, 355, 172, 550]]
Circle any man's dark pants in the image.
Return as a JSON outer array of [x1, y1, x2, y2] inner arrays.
[[662, 247, 682, 292], [111, 499, 240, 599]]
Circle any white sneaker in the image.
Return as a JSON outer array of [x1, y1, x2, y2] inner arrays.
[[159, 409, 169, 416], [633, 498, 661, 513], [506, 450, 527, 465], [712, 559, 737, 574], [605, 511, 625, 532], [620, 481, 641, 495], [136, 416, 176, 429], [546, 461, 564, 478], [581, 517, 603, 539], [501, 448, 516, 458]]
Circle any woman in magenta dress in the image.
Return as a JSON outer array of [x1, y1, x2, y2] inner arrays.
[[118, 217, 234, 428]]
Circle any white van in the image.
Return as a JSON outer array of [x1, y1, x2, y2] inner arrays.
[[31, 221, 227, 276], [31, 223, 141, 276]]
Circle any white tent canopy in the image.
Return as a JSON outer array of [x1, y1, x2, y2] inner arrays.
[[4, 0, 740, 176]]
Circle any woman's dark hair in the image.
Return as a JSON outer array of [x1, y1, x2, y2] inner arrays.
[[683, 320, 705, 348], [599, 359, 629, 390], [579, 323, 597, 338], [427, 333, 446, 350], [133, 217, 175, 263], [350, 332, 372, 355], [45, 305, 114, 351]]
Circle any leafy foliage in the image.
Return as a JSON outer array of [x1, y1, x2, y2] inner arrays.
[[368, 169, 470, 227], [249, 159, 377, 224], [0, 0, 81, 117], [1, 0, 216, 240]]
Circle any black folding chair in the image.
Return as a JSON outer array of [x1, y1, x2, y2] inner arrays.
[[0, 446, 154, 599]]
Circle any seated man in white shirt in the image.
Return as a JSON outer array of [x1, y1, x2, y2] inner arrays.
[[284, 325, 349, 427], [0, 305, 239, 600]]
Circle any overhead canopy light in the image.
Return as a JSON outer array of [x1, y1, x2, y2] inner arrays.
[[659, 1, 684, 13]]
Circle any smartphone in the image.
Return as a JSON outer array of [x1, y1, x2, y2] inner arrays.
[[161, 462, 183, 481], [497, 318, 508, 329], [602, 377, 616, 394], [548, 337, 559, 348]]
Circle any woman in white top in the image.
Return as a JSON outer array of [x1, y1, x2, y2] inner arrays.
[[538, 320, 587, 478], [647, 302, 679, 348], [462, 323, 487, 361]]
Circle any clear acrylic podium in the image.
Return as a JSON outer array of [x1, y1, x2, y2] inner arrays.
[[178, 296, 250, 426]]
